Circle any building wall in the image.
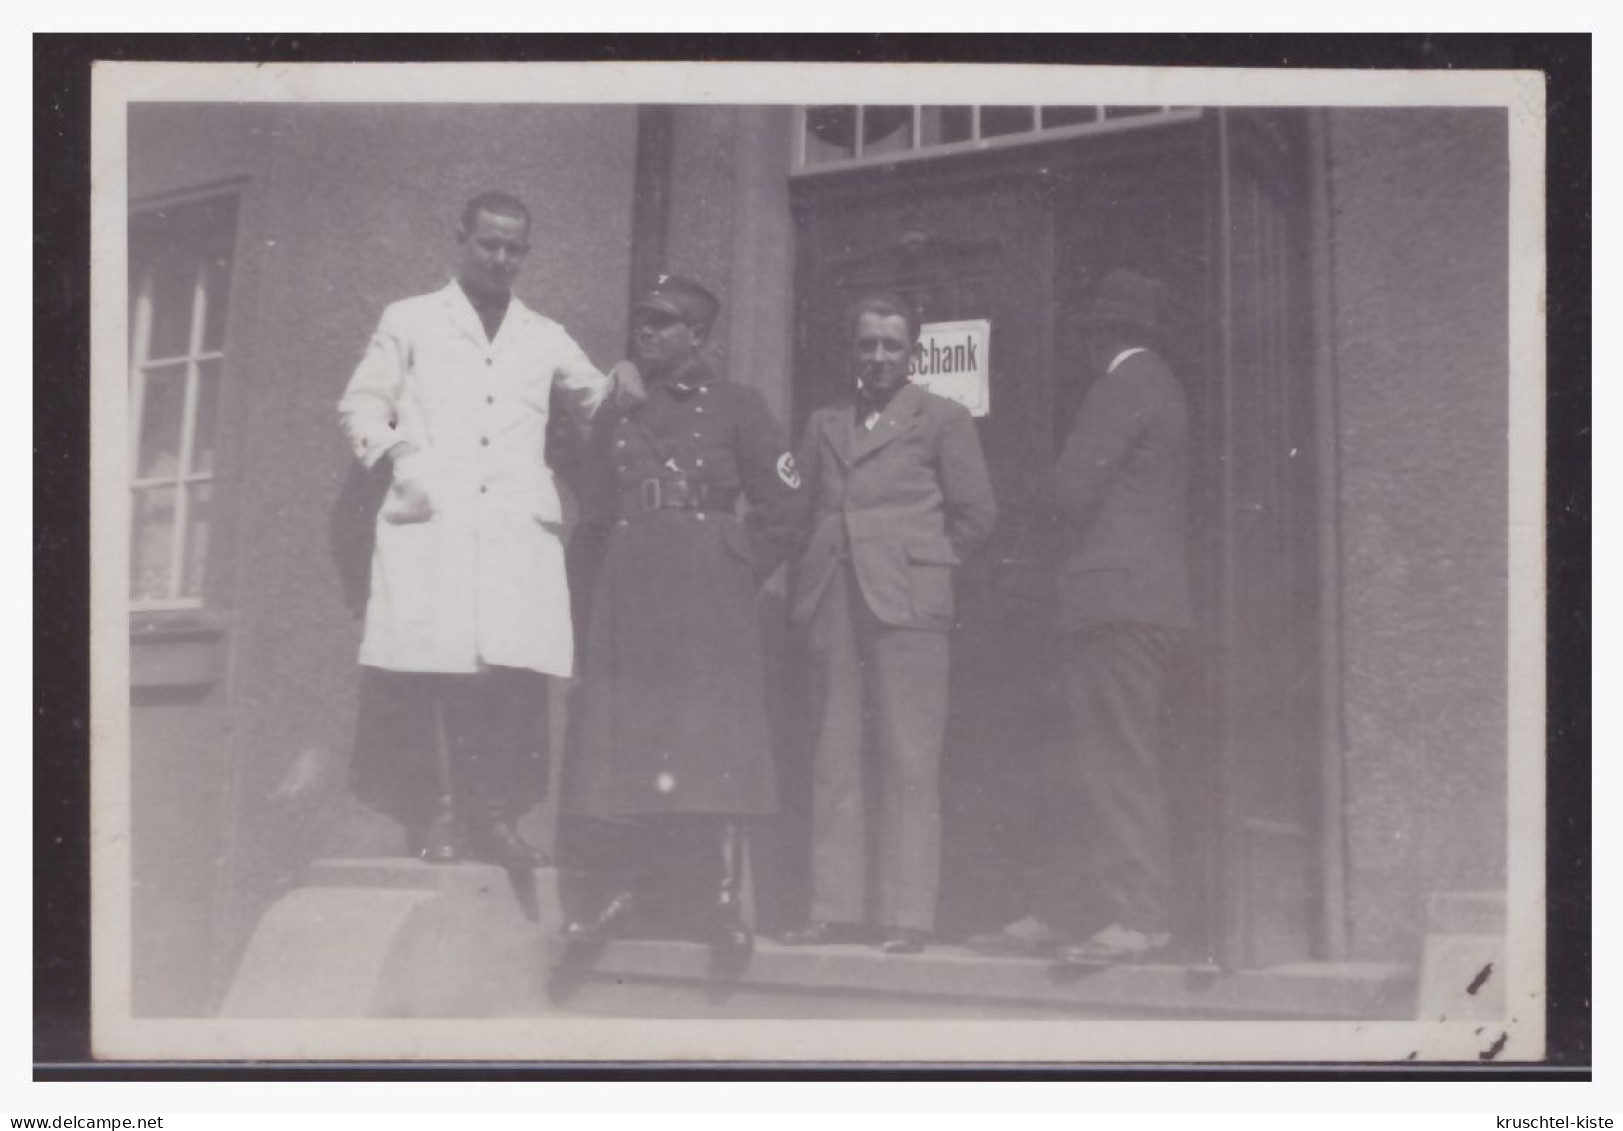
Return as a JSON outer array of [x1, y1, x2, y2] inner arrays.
[[127, 104, 284, 1015], [1326, 108, 1510, 960], [127, 103, 639, 1009], [664, 106, 797, 420]]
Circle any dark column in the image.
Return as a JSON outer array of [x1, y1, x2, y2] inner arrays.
[[628, 104, 675, 307]]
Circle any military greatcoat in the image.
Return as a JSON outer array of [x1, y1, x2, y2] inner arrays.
[[563, 359, 802, 819]]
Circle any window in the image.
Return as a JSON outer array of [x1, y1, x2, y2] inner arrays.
[[128, 194, 238, 609], [794, 105, 1201, 173]]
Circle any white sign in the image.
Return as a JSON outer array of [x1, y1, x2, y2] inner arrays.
[[909, 319, 991, 418]]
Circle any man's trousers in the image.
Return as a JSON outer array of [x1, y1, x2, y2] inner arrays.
[[1041, 624, 1180, 935], [805, 564, 950, 933], [350, 666, 549, 832]]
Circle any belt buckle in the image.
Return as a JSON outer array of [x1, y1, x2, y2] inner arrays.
[[640, 478, 662, 512]]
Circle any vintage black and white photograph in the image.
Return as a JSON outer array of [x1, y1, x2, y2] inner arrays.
[[86, 59, 1547, 1063]]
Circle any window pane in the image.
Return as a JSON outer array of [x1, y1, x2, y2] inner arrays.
[[1041, 106, 1100, 129], [190, 359, 222, 476], [919, 106, 973, 146], [861, 106, 914, 157], [136, 363, 187, 480], [1102, 106, 1163, 120], [980, 106, 1035, 138], [181, 482, 211, 598], [804, 106, 857, 164], [131, 485, 177, 601], [144, 247, 199, 360], [200, 248, 233, 352]]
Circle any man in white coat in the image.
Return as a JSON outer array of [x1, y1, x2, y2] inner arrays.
[[339, 191, 614, 865]]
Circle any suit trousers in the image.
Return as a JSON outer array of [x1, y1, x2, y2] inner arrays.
[[805, 563, 949, 932], [350, 666, 549, 829], [1043, 624, 1179, 935]]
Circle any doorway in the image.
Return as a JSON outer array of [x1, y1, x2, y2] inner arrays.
[[782, 108, 1326, 967]]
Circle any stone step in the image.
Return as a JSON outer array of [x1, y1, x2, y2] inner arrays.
[[220, 859, 1416, 1021], [545, 938, 1415, 1021], [1413, 890, 1507, 1022]]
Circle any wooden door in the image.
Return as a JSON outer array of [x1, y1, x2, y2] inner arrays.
[[780, 112, 1325, 965], [1206, 110, 1325, 966]]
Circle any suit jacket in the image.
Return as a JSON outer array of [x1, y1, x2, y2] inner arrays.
[[792, 383, 997, 631], [1051, 347, 1193, 631], [338, 280, 610, 675]]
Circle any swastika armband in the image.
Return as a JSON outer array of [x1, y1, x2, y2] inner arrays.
[[776, 452, 801, 489]]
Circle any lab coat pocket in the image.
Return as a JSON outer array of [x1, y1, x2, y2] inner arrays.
[[380, 451, 441, 525]]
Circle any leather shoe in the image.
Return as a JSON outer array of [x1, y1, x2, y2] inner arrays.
[[711, 905, 754, 956], [779, 921, 872, 947], [562, 890, 639, 944], [966, 915, 1063, 958], [466, 820, 550, 868], [1058, 924, 1171, 965], [878, 929, 929, 955]]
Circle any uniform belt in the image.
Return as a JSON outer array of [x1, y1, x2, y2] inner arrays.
[[620, 477, 732, 516]]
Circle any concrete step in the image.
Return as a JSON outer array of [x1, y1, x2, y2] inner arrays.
[[546, 938, 1414, 1020], [221, 858, 557, 1018], [220, 858, 1416, 1021]]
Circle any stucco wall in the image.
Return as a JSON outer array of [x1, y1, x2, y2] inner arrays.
[[127, 103, 638, 1004], [664, 106, 797, 420], [1327, 108, 1510, 961]]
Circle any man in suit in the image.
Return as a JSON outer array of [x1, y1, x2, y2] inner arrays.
[[339, 191, 615, 866], [782, 293, 997, 954], [969, 269, 1192, 964]]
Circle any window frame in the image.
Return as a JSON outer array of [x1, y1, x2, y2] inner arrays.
[[127, 192, 239, 613], [791, 105, 1203, 176]]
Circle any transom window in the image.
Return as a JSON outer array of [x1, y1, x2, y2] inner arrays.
[[128, 194, 238, 609], [793, 105, 1200, 173]]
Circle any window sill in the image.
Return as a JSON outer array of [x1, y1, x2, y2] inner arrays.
[[130, 610, 228, 690]]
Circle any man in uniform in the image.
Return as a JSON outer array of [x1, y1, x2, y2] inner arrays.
[[339, 191, 614, 866], [968, 269, 1192, 964], [781, 293, 997, 955], [560, 274, 802, 956]]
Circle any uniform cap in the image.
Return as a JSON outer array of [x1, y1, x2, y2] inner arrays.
[[633, 273, 721, 332]]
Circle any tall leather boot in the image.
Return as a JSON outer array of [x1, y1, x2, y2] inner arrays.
[[562, 886, 639, 944], [711, 820, 753, 957], [419, 694, 463, 863]]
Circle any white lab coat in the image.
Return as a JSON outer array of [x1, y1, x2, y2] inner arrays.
[[339, 281, 609, 676]]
